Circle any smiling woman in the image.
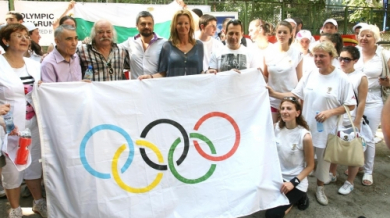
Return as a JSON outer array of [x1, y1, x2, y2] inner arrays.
[[138, 9, 204, 79], [0, 23, 47, 218]]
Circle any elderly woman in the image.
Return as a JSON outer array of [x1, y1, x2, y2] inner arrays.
[[352, 24, 390, 186], [268, 41, 356, 206], [139, 9, 203, 79], [0, 24, 47, 218], [264, 21, 303, 123]]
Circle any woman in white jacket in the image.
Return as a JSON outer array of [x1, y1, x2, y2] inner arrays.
[[0, 24, 47, 218]]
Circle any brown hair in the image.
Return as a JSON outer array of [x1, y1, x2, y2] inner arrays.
[[250, 19, 271, 36], [169, 10, 196, 46], [276, 21, 293, 45], [278, 97, 310, 130], [0, 23, 29, 52]]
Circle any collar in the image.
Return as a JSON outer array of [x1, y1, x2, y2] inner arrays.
[[54, 46, 77, 63], [134, 32, 162, 45]]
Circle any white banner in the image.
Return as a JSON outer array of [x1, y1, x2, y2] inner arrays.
[[15, 1, 71, 46], [33, 69, 288, 218], [0, 1, 9, 25]]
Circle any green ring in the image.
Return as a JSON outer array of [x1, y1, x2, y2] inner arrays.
[[168, 133, 217, 184]]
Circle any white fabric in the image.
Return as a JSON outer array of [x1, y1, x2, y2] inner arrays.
[[275, 124, 310, 192], [0, 46, 4, 54], [201, 37, 224, 72], [292, 68, 356, 149], [364, 105, 383, 174], [314, 147, 331, 183], [119, 36, 166, 79], [252, 43, 274, 72], [342, 70, 365, 121], [302, 53, 316, 78], [355, 46, 390, 106], [209, 45, 256, 71], [32, 69, 289, 218], [265, 44, 303, 108], [332, 58, 341, 69]]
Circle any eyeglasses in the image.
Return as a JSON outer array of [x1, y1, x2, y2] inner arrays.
[[13, 33, 31, 40], [338, 57, 354, 63], [283, 96, 297, 102]]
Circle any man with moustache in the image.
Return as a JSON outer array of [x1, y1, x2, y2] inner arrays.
[[120, 11, 166, 79], [77, 20, 129, 81], [41, 25, 82, 82]]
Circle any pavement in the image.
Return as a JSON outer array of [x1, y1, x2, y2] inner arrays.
[[1, 131, 389, 218]]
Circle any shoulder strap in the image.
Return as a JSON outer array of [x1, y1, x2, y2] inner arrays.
[[381, 50, 389, 78]]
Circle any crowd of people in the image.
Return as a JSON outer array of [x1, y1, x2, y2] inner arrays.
[[0, 1, 390, 218]]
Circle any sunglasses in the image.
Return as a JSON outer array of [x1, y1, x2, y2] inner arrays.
[[283, 96, 298, 102], [338, 57, 354, 63]]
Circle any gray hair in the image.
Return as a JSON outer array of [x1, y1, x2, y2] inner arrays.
[[359, 24, 381, 42], [54, 25, 76, 38], [136, 11, 154, 24], [90, 20, 117, 43]]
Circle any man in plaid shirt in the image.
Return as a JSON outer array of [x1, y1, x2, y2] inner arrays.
[[77, 20, 130, 81]]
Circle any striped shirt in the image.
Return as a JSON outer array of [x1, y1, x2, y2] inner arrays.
[[77, 43, 130, 81], [13, 65, 35, 120]]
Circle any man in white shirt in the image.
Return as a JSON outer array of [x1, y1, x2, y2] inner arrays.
[[197, 14, 224, 72], [208, 19, 256, 73], [320, 18, 338, 34], [119, 11, 166, 79]]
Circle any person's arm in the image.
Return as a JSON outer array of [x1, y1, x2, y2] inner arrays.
[[0, 104, 10, 115], [267, 86, 298, 100], [315, 105, 355, 123], [207, 51, 219, 74], [354, 76, 368, 129], [41, 63, 57, 83], [52, 0, 75, 30], [296, 59, 303, 81]]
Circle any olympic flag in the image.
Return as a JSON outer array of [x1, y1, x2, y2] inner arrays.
[[32, 69, 289, 218]]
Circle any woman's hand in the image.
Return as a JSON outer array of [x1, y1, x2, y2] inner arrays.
[[379, 76, 390, 87], [9, 126, 19, 136], [138, 74, 153, 80], [231, 69, 241, 74], [315, 110, 331, 123], [353, 120, 361, 130], [266, 86, 275, 97], [0, 104, 10, 115], [281, 182, 294, 194]]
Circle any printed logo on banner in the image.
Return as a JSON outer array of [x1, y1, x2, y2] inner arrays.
[[80, 112, 241, 193]]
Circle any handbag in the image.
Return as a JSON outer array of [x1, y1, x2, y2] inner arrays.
[[380, 50, 390, 104], [323, 105, 364, 167]]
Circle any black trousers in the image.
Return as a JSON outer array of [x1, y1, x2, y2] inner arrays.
[[265, 187, 306, 218]]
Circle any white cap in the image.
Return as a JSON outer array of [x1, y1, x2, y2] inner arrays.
[[352, 23, 368, 32], [296, 30, 314, 42], [22, 22, 37, 32], [322, 18, 337, 28], [284, 18, 297, 26]]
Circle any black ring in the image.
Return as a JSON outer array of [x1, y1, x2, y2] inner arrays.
[[139, 119, 189, 171]]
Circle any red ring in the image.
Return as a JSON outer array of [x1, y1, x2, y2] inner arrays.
[[193, 112, 240, 161]]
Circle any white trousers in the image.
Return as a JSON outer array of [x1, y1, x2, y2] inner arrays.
[[363, 104, 383, 175]]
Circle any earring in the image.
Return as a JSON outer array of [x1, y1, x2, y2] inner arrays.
[[6, 44, 9, 47]]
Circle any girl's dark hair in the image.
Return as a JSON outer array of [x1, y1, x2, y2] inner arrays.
[[276, 21, 293, 45], [321, 33, 343, 56], [28, 29, 43, 56], [341, 46, 360, 60], [278, 97, 310, 131], [59, 16, 77, 27]]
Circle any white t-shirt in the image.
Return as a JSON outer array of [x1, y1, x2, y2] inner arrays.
[[201, 37, 224, 72], [275, 124, 310, 192], [265, 44, 303, 108], [252, 43, 274, 72], [342, 70, 366, 124], [292, 68, 356, 148], [302, 53, 316, 78], [209, 45, 256, 71], [0, 46, 4, 54], [355, 46, 390, 107]]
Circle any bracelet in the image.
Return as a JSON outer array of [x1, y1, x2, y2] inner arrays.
[[150, 74, 154, 79], [290, 177, 300, 187]]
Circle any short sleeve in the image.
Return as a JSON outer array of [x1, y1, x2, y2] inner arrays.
[[157, 41, 172, 73], [341, 78, 357, 106], [292, 74, 308, 100]]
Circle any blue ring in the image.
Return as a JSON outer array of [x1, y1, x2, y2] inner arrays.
[[80, 124, 134, 179]]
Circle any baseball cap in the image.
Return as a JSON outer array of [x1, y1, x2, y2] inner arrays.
[[296, 30, 314, 42], [22, 22, 38, 32], [352, 23, 368, 32], [284, 18, 297, 26], [322, 18, 338, 28]]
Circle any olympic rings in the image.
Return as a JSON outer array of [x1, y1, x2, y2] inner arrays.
[[80, 112, 240, 193]]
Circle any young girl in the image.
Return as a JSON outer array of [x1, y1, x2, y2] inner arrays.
[[266, 97, 314, 218], [264, 21, 303, 123]]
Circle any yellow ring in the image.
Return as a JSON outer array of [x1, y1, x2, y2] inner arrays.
[[112, 142, 163, 193]]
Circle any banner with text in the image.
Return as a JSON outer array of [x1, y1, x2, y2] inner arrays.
[[0, 1, 9, 25], [33, 69, 288, 218]]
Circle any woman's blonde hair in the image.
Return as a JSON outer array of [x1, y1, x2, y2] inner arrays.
[[312, 41, 338, 58], [359, 24, 381, 42], [169, 10, 196, 46]]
